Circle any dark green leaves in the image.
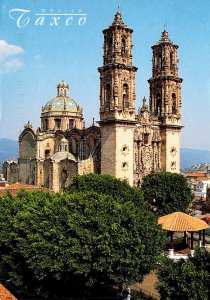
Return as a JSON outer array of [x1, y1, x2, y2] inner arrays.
[[0, 176, 165, 298], [141, 172, 194, 216]]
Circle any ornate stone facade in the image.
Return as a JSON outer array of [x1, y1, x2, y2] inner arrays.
[[3, 12, 183, 191]]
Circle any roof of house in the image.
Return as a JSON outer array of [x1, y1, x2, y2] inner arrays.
[[186, 172, 207, 177], [0, 183, 51, 197], [196, 177, 210, 182], [158, 211, 209, 232], [0, 283, 17, 300]]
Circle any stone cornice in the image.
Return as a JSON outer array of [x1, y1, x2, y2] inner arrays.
[[148, 76, 183, 83], [98, 64, 138, 72]]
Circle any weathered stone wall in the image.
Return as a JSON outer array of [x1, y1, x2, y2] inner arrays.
[[19, 132, 36, 159], [3, 161, 18, 183], [59, 159, 78, 191], [78, 156, 94, 175], [18, 159, 35, 184], [37, 138, 55, 159]]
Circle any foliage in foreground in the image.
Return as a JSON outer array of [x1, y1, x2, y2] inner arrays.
[[131, 290, 154, 299], [156, 249, 210, 300], [141, 171, 194, 216], [0, 185, 165, 298], [67, 173, 144, 207]]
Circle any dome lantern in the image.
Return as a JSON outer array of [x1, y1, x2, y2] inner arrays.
[[57, 80, 69, 97]]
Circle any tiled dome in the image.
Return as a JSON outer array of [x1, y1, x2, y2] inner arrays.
[[42, 81, 80, 113]]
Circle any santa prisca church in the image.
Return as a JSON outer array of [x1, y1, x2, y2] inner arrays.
[[4, 12, 183, 192]]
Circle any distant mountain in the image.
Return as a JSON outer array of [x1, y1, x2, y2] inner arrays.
[[0, 139, 209, 173], [181, 148, 210, 170], [0, 138, 18, 171]]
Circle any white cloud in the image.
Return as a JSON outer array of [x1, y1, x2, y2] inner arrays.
[[2, 58, 24, 73], [0, 40, 24, 73], [0, 40, 24, 60]]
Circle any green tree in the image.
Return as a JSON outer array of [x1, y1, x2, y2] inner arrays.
[[141, 171, 194, 215], [0, 189, 165, 298], [156, 249, 210, 300], [67, 173, 144, 207]]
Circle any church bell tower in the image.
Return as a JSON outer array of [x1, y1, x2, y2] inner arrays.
[[98, 12, 137, 185], [148, 30, 183, 172]]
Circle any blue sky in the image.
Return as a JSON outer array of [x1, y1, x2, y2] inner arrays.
[[0, 0, 209, 150]]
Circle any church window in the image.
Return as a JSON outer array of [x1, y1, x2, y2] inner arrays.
[[60, 88, 64, 96], [121, 38, 126, 56], [122, 162, 129, 172], [65, 145, 68, 151], [156, 93, 161, 115], [55, 118, 61, 129], [170, 52, 173, 70], [122, 162, 128, 170], [172, 93, 176, 113], [105, 84, 111, 108], [107, 37, 113, 59], [158, 54, 162, 69], [121, 144, 129, 155], [45, 119, 48, 130], [108, 37, 112, 47], [69, 119, 74, 130], [122, 83, 129, 108], [45, 149, 50, 159], [143, 133, 149, 145]]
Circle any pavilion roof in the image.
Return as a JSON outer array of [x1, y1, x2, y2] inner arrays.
[[0, 283, 17, 300], [158, 211, 209, 232]]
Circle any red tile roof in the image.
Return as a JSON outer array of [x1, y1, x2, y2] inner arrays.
[[158, 211, 209, 232], [196, 177, 210, 182], [0, 284, 17, 300], [186, 173, 207, 177], [0, 183, 51, 197]]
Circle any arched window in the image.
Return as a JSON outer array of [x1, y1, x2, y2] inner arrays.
[[45, 119, 48, 130], [107, 37, 112, 60], [121, 38, 126, 56], [122, 83, 129, 108], [60, 88, 64, 96], [55, 118, 61, 129], [69, 119, 74, 130], [105, 84, 111, 108], [143, 133, 149, 145], [156, 93, 161, 115], [172, 93, 176, 113], [108, 37, 112, 48], [45, 149, 50, 160], [170, 52, 173, 70], [158, 54, 162, 69]]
